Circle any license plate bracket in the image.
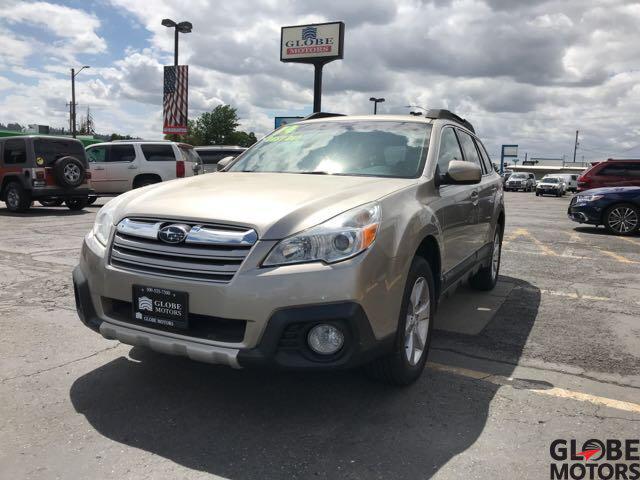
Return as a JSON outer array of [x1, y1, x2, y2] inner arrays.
[[132, 285, 189, 330]]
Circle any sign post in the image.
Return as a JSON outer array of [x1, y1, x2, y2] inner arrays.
[[500, 144, 518, 174], [280, 22, 345, 112]]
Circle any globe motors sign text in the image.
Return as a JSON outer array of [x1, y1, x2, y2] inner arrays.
[[280, 22, 344, 63]]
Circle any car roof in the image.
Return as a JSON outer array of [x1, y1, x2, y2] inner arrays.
[[298, 114, 434, 125], [87, 141, 186, 148], [1, 135, 82, 142], [195, 145, 246, 151]]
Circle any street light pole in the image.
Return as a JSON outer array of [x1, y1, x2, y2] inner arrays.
[[369, 97, 385, 114], [162, 19, 192, 67]]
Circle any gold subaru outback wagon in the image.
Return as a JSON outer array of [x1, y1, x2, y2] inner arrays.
[[74, 110, 505, 385]]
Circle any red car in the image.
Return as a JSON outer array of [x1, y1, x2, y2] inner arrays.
[[577, 159, 640, 192]]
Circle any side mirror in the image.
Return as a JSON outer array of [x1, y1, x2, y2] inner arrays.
[[216, 156, 234, 171], [193, 164, 201, 173], [441, 160, 482, 185]]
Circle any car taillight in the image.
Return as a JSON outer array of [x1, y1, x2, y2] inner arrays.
[[176, 160, 185, 178], [35, 170, 45, 180]]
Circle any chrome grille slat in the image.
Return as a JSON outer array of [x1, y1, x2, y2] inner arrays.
[[110, 218, 257, 283]]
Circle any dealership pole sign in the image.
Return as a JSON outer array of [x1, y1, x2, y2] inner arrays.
[[500, 144, 518, 174], [280, 22, 345, 112], [163, 65, 189, 135]]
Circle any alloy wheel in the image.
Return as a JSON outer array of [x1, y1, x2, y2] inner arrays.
[[608, 207, 638, 234], [64, 164, 81, 183], [6, 188, 18, 209], [404, 277, 430, 366]]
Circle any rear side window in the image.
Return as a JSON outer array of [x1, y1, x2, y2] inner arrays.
[[475, 139, 494, 174], [141, 144, 176, 162], [626, 163, 640, 178], [599, 164, 627, 176], [457, 131, 482, 169], [437, 128, 463, 175], [109, 145, 135, 162], [3, 139, 27, 164], [34, 139, 86, 165]]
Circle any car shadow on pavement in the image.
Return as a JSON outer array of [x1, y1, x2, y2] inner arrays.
[[69, 275, 540, 479], [573, 225, 640, 237], [0, 207, 92, 217]]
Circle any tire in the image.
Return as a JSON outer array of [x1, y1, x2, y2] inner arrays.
[[39, 199, 64, 207], [365, 257, 435, 385], [65, 198, 89, 211], [87, 196, 97, 205], [53, 156, 85, 188], [535, 192, 540, 197], [470, 226, 502, 291], [603, 203, 639, 235], [4, 181, 31, 212], [133, 176, 161, 189]]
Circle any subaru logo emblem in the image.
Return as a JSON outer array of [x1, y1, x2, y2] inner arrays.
[[158, 224, 190, 244]]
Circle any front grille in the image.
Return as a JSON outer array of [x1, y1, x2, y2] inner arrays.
[[103, 298, 246, 342], [109, 217, 257, 283]]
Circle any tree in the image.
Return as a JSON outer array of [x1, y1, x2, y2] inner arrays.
[[173, 105, 258, 147]]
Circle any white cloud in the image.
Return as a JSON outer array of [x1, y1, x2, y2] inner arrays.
[[2, 0, 640, 158]]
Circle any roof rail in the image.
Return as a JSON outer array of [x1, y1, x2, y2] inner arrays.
[[425, 109, 475, 133], [302, 112, 346, 121]]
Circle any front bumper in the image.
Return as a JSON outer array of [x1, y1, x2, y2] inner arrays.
[[567, 201, 602, 225], [73, 230, 403, 370], [537, 187, 559, 195]]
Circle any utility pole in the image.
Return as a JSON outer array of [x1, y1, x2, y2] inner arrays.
[[71, 68, 76, 138], [572, 130, 579, 163]]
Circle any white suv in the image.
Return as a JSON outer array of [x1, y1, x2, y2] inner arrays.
[[86, 141, 201, 194]]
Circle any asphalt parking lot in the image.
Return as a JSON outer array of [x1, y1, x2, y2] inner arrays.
[[1, 192, 639, 480]]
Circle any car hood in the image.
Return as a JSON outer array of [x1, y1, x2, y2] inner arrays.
[[112, 172, 415, 239], [577, 186, 640, 195], [539, 182, 559, 186]]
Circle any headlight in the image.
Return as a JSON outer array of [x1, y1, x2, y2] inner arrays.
[[576, 194, 603, 203], [92, 199, 119, 245], [263, 202, 381, 267]]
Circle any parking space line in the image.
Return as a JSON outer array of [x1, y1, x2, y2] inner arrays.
[[616, 236, 640, 248], [427, 362, 640, 414], [503, 228, 558, 256], [598, 248, 640, 265]]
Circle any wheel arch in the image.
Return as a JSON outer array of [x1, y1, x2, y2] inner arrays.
[[0, 175, 25, 200], [133, 173, 162, 188], [414, 235, 442, 303]]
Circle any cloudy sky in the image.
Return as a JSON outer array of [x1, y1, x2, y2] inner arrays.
[[1, 0, 640, 161]]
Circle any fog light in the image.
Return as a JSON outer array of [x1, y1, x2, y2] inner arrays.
[[307, 324, 344, 355]]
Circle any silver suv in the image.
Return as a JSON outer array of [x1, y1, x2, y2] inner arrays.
[[73, 110, 505, 384]]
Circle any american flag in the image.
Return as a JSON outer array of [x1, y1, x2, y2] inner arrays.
[[163, 65, 188, 134]]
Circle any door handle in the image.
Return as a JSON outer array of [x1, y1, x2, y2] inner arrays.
[[127, 165, 138, 169], [93, 166, 105, 170], [470, 190, 479, 205]]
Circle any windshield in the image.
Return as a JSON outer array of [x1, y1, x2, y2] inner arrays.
[[34, 139, 86, 165], [228, 121, 431, 178], [542, 177, 558, 183], [511, 173, 528, 179]]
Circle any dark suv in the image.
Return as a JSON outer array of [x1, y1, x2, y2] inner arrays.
[[0, 136, 94, 212], [577, 159, 640, 192]]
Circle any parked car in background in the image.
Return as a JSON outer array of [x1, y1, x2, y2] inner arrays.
[[505, 172, 536, 191], [0, 136, 94, 212], [558, 173, 579, 192], [568, 186, 640, 235], [502, 169, 513, 185], [74, 110, 505, 385], [86, 141, 200, 195], [536, 176, 566, 197], [577, 159, 640, 192], [195, 145, 247, 173]]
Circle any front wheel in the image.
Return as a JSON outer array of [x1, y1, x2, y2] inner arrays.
[[470, 227, 502, 291], [65, 198, 89, 211], [365, 257, 434, 385], [604, 204, 639, 235]]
